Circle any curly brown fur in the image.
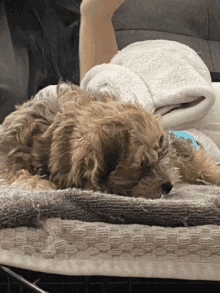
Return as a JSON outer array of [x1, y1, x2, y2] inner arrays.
[[0, 82, 220, 199]]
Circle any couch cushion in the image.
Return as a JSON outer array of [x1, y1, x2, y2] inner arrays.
[[112, 0, 220, 72]]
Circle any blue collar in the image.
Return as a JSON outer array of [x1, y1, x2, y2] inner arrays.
[[171, 131, 198, 148]]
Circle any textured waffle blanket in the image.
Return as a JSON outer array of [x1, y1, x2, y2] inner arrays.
[[1, 183, 220, 280]]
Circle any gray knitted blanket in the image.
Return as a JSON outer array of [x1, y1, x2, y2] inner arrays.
[[1, 183, 220, 229]]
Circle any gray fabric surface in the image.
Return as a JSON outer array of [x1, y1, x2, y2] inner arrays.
[[112, 0, 220, 72], [0, 1, 29, 123], [0, 183, 220, 229]]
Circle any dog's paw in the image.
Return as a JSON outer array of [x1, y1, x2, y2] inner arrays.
[[11, 178, 57, 190]]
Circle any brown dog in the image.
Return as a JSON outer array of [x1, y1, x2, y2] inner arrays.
[[0, 82, 219, 199]]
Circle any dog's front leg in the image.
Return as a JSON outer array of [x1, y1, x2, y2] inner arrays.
[[172, 137, 220, 186], [181, 149, 220, 186]]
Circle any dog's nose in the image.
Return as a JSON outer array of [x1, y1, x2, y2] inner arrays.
[[161, 182, 173, 194]]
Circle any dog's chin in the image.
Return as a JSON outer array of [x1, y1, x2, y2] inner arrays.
[[130, 184, 163, 199], [98, 178, 160, 199], [102, 184, 162, 199]]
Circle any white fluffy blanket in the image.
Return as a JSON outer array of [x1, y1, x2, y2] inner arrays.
[[80, 39, 220, 161]]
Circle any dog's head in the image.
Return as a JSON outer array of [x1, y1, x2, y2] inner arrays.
[[49, 88, 179, 198]]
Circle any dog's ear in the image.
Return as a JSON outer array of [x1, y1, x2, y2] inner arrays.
[[99, 125, 130, 185], [63, 122, 130, 191]]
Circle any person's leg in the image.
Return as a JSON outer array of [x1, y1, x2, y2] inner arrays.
[[0, 1, 29, 123]]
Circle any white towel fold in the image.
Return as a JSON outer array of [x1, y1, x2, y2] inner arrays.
[[81, 40, 216, 129], [80, 39, 220, 161]]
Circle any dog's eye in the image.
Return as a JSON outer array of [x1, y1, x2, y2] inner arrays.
[[141, 162, 152, 171]]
